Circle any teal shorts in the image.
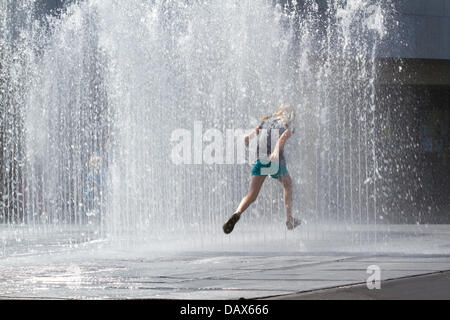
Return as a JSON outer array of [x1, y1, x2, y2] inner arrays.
[[251, 160, 288, 179]]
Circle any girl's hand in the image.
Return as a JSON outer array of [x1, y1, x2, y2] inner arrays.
[[244, 135, 250, 147]]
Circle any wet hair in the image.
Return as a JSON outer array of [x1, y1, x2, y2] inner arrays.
[[259, 103, 294, 126]]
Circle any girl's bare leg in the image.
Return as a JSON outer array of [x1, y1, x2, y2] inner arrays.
[[235, 175, 267, 215], [224, 175, 267, 234], [277, 174, 293, 220]]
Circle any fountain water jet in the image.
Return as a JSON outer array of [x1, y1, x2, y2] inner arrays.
[[1, 0, 399, 254]]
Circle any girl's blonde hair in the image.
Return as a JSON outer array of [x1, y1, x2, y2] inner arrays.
[[259, 103, 294, 126]]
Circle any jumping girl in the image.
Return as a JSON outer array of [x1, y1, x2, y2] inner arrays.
[[223, 103, 302, 234]]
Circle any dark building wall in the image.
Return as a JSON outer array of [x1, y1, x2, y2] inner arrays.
[[379, 0, 450, 59], [278, 0, 450, 60], [375, 0, 450, 222], [377, 81, 450, 223]]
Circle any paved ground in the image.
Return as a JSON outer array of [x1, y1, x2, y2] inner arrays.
[[266, 271, 450, 300], [0, 224, 449, 299]]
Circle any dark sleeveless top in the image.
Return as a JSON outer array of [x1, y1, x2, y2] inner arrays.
[[256, 118, 290, 164]]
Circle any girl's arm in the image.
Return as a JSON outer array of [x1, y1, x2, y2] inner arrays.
[[269, 129, 292, 161]]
